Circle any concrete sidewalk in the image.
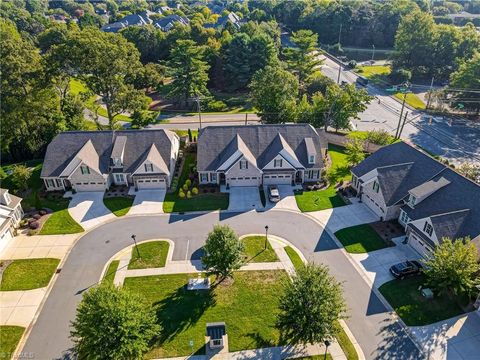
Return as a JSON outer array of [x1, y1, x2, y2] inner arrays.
[[0, 234, 77, 260]]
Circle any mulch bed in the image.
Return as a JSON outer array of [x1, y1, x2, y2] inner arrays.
[[370, 220, 405, 242]]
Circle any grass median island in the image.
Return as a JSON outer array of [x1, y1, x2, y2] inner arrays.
[[284, 246, 304, 271], [163, 153, 229, 213], [334, 223, 390, 253], [103, 196, 133, 216], [128, 241, 169, 269], [0, 258, 60, 291], [124, 270, 288, 358], [103, 260, 120, 285], [379, 275, 466, 326], [0, 326, 25, 360], [295, 144, 348, 212], [242, 236, 279, 263]]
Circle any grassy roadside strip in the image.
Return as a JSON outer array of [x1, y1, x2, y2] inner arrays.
[[103, 260, 120, 285]]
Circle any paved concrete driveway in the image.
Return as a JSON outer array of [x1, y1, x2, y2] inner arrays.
[[129, 190, 166, 215], [228, 187, 263, 212], [264, 185, 300, 211], [309, 203, 380, 232], [68, 192, 115, 230], [411, 312, 480, 360], [350, 237, 420, 287]]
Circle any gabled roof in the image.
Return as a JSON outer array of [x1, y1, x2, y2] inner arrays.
[[257, 133, 303, 169], [376, 163, 413, 206], [197, 124, 324, 172], [59, 139, 101, 177], [402, 168, 480, 241], [217, 134, 258, 171], [133, 144, 169, 175], [352, 142, 446, 205], [41, 130, 177, 178]]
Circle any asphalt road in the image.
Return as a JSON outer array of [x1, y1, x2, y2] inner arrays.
[[22, 211, 422, 360]]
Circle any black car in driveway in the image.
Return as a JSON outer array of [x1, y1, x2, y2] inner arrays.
[[389, 260, 423, 279]]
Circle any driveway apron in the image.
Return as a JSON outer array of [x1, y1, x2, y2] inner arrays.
[[67, 192, 115, 230]]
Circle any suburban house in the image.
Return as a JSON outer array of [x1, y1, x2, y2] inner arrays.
[[205, 12, 242, 30], [101, 10, 188, 33], [197, 124, 324, 187], [0, 188, 23, 252], [351, 141, 480, 256], [41, 130, 179, 192]]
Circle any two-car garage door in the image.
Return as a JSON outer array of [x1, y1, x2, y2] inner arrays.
[[136, 178, 166, 190], [74, 182, 107, 192], [227, 176, 261, 187], [408, 233, 433, 257], [263, 174, 292, 185]]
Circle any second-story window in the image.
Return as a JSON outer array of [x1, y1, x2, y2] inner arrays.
[[409, 195, 417, 207], [144, 163, 154, 172], [80, 165, 90, 175], [309, 155, 315, 164], [373, 180, 380, 193], [274, 159, 282, 167], [423, 221, 433, 236], [240, 160, 248, 170]]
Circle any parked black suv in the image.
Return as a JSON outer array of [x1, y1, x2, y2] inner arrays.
[[389, 260, 423, 279]]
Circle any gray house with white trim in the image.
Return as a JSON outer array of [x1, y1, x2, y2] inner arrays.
[[41, 130, 179, 192], [197, 124, 324, 187], [351, 142, 480, 256]]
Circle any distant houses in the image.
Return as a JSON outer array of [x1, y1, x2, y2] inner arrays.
[[101, 10, 189, 33], [205, 12, 242, 30]]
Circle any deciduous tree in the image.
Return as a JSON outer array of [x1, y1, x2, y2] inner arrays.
[[11, 165, 32, 191], [276, 263, 347, 345], [345, 138, 366, 166], [71, 284, 160, 360], [201, 225, 244, 281]]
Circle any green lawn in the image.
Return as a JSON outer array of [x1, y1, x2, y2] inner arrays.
[[355, 65, 426, 110], [128, 241, 170, 269], [335, 321, 358, 360], [284, 246, 305, 272], [0, 161, 83, 235], [242, 236, 279, 263], [295, 144, 349, 212], [0, 326, 25, 360], [103, 196, 133, 216], [347, 130, 397, 145], [379, 275, 466, 326], [163, 153, 229, 213], [124, 271, 288, 358], [103, 260, 120, 285], [334, 223, 390, 253], [0, 258, 60, 291]]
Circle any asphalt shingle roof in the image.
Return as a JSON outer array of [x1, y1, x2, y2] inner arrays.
[[41, 130, 176, 178], [197, 124, 323, 171]]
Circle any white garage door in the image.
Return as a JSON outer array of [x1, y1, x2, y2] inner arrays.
[[409, 233, 432, 257], [74, 182, 107, 192], [228, 176, 260, 187], [136, 178, 166, 190], [263, 174, 292, 185], [0, 228, 13, 254]]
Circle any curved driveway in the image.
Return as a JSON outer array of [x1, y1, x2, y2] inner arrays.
[[22, 210, 422, 360]]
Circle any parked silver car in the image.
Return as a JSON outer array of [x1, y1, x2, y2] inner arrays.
[[268, 185, 280, 203]]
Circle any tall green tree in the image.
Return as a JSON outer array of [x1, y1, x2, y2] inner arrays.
[[449, 51, 480, 114], [276, 263, 347, 345], [201, 225, 244, 281], [345, 138, 366, 166], [250, 65, 299, 123], [423, 238, 479, 296], [62, 28, 150, 129], [284, 29, 322, 85], [71, 284, 160, 360], [167, 39, 210, 108]]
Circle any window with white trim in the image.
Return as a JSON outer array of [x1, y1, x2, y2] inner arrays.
[[373, 181, 380, 193], [210, 173, 217, 182], [274, 159, 282, 167], [239, 160, 248, 170], [56, 179, 62, 188], [408, 194, 416, 207], [46, 179, 55, 188], [144, 163, 154, 172], [80, 165, 90, 175], [309, 155, 315, 164], [201, 173, 208, 182], [115, 174, 124, 183], [423, 221, 433, 236], [400, 210, 410, 224]]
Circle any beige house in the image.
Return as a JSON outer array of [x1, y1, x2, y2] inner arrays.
[[0, 188, 23, 252], [41, 130, 179, 192], [351, 142, 480, 257], [197, 124, 324, 187]]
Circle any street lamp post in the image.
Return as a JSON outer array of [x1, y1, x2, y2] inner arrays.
[[131, 234, 140, 258], [371, 44, 375, 61], [264, 225, 269, 250], [324, 340, 331, 360]]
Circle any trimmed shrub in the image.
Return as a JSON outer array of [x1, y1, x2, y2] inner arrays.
[[39, 210, 47, 216], [389, 68, 412, 84], [185, 179, 191, 188], [347, 60, 357, 69], [179, 190, 185, 198], [206, 100, 228, 112], [29, 221, 40, 229], [187, 191, 192, 199], [182, 183, 188, 191], [33, 214, 41, 220], [192, 187, 198, 195]]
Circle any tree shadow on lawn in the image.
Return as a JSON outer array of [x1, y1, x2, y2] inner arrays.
[[245, 331, 277, 350], [153, 285, 216, 344], [328, 165, 350, 184]]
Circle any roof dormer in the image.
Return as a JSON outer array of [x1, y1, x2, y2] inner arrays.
[[305, 137, 316, 165], [111, 136, 127, 168], [0, 189, 11, 206], [408, 176, 450, 207]]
